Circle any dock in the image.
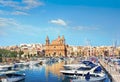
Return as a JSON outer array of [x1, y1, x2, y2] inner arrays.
[[100, 59, 120, 82]]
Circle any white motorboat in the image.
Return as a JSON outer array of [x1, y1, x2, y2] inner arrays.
[[63, 61, 96, 70], [60, 65, 105, 76], [22, 62, 30, 67], [38, 58, 47, 64], [0, 64, 13, 71], [0, 70, 25, 82], [63, 64, 91, 70], [29, 60, 40, 66], [60, 65, 106, 82]]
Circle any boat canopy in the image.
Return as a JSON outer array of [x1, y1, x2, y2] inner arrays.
[[94, 66, 102, 73]]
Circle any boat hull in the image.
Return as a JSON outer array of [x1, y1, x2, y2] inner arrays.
[[71, 76, 106, 82], [7, 76, 25, 82]]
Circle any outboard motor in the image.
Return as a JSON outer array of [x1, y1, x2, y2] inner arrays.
[[85, 72, 90, 81]]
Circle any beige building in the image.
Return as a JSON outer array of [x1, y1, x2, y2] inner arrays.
[[45, 36, 67, 57]]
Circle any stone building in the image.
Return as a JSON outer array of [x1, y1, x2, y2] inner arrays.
[[45, 36, 67, 57]]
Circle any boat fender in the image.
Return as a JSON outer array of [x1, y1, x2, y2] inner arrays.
[[74, 70, 78, 76]]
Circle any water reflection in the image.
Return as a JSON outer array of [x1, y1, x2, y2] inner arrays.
[[45, 62, 64, 78], [19, 61, 110, 82]]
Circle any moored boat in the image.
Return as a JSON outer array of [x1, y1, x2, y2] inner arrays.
[[63, 64, 91, 70], [0, 70, 25, 82], [0, 64, 13, 71], [60, 60, 106, 82], [63, 60, 96, 70]]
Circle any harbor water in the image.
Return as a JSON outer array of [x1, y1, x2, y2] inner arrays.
[[19, 60, 111, 82]]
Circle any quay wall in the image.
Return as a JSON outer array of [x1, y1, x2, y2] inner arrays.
[[100, 60, 120, 82]]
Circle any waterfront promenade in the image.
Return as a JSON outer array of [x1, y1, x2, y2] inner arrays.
[[100, 59, 120, 82]]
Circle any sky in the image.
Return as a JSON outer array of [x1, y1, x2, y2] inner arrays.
[[0, 0, 120, 46]]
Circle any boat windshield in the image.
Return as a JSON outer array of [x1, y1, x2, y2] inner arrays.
[[82, 61, 96, 68], [77, 67, 92, 71], [82, 61, 91, 65]]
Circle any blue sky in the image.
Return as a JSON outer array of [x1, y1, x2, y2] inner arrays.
[[0, 0, 120, 46]]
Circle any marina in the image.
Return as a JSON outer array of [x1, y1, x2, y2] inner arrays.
[[0, 57, 112, 82], [0, 0, 120, 81]]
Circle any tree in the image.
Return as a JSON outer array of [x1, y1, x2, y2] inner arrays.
[[10, 51, 18, 58], [18, 50, 24, 58], [0, 54, 2, 62], [0, 49, 18, 58]]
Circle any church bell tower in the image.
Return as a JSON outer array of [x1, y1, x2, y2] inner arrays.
[[46, 36, 50, 45]]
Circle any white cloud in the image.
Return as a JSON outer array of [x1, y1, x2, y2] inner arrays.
[[0, 0, 43, 10], [73, 26, 99, 31], [0, 0, 19, 8], [0, 17, 37, 36], [0, 17, 63, 37], [50, 19, 67, 26], [0, 0, 44, 16], [0, 10, 28, 16], [0, 10, 9, 15], [0, 30, 7, 36], [0, 18, 19, 36], [0, 18, 18, 27], [12, 11, 29, 15], [0, 10, 4, 14], [22, 0, 43, 10]]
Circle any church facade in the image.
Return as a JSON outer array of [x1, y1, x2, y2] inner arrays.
[[45, 36, 67, 57]]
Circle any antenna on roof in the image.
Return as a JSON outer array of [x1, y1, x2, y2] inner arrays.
[[113, 40, 117, 49]]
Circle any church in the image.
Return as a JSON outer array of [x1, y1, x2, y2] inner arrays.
[[45, 36, 67, 57]]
